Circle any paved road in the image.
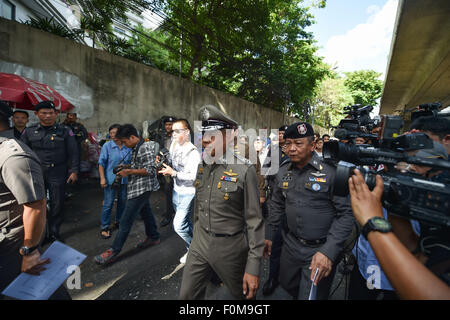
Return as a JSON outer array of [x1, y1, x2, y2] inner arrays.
[[49, 179, 348, 300]]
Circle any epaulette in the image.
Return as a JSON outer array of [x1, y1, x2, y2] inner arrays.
[[233, 152, 252, 165]]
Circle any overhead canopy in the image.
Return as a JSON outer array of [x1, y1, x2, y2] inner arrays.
[[380, 0, 450, 117]]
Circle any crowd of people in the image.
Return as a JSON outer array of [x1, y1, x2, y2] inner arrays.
[[0, 100, 449, 300]]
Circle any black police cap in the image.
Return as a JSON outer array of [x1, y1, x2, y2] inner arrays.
[[283, 122, 314, 139], [35, 100, 56, 111], [162, 116, 177, 123], [0, 101, 13, 119], [279, 125, 288, 132]]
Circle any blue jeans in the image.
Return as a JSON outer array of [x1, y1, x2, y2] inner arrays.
[[111, 191, 160, 253], [100, 185, 127, 230], [172, 191, 194, 250]]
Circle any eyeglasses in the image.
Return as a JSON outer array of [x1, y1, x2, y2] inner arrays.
[[173, 128, 188, 134]]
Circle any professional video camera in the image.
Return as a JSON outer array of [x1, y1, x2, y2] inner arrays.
[[333, 104, 380, 142], [112, 164, 132, 189], [324, 115, 450, 228], [409, 102, 443, 122]]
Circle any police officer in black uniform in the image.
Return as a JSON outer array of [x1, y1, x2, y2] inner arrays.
[[21, 101, 79, 242], [0, 102, 15, 139], [63, 112, 88, 162], [262, 125, 289, 295], [265, 122, 354, 300]]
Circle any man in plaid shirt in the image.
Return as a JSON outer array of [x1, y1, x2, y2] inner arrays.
[[95, 124, 161, 265]]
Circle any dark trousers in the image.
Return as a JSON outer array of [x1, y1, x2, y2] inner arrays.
[[348, 264, 398, 300], [111, 191, 159, 253], [43, 166, 67, 237], [159, 176, 174, 220], [268, 226, 283, 280], [0, 229, 71, 300], [279, 232, 336, 300]]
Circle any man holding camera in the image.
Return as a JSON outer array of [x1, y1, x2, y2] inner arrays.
[[158, 116, 177, 227], [265, 122, 354, 300], [158, 119, 201, 264], [94, 124, 160, 265]]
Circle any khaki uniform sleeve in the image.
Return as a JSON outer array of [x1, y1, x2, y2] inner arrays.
[[2, 154, 45, 205], [244, 165, 265, 276]]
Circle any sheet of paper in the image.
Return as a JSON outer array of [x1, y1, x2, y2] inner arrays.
[[308, 268, 319, 300], [2, 241, 86, 300]]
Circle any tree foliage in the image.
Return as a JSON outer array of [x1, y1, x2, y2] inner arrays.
[[311, 68, 384, 129], [311, 76, 354, 128], [28, 0, 330, 117], [344, 70, 383, 106], [154, 0, 329, 116]]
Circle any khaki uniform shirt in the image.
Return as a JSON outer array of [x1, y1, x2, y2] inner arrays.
[[193, 151, 265, 276], [0, 137, 45, 243]]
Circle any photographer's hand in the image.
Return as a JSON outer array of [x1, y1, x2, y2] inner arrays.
[[117, 169, 130, 177], [348, 169, 384, 226], [158, 163, 175, 177]]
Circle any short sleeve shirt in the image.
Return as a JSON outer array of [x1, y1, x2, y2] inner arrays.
[[0, 138, 45, 233]]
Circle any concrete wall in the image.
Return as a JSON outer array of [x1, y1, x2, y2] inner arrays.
[[0, 18, 295, 137]]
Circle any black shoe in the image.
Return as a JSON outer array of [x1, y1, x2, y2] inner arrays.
[[160, 217, 172, 227], [262, 277, 279, 296]]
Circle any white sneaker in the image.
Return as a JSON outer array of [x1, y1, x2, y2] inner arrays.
[[179, 252, 188, 264]]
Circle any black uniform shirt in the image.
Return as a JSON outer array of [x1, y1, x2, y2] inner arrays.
[[267, 153, 354, 262], [21, 123, 79, 174]]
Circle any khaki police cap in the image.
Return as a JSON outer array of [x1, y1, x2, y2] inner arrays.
[[198, 104, 238, 131]]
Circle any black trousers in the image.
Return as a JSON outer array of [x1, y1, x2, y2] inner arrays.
[[43, 165, 67, 237], [268, 226, 283, 280], [159, 175, 174, 220]]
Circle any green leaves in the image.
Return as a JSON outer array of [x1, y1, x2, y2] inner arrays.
[[344, 70, 383, 106], [311, 68, 384, 129], [23, 16, 84, 41]]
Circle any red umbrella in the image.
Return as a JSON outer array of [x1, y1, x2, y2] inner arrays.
[[0, 72, 75, 112]]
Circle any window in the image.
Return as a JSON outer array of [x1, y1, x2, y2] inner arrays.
[[1, 0, 15, 20]]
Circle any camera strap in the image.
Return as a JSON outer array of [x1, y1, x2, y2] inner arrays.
[[132, 138, 145, 164]]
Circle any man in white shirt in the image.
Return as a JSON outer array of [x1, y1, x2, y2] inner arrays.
[[159, 119, 201, 263]]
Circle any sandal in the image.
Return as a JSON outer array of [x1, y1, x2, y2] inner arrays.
[[100, 229, 111, 239]]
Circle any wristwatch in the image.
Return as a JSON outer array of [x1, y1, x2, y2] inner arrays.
[[362, 217, 392, 240], [19, 245, 39, 256]]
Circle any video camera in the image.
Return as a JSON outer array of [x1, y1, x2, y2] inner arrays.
[[324, 115, 450, 228], [333, 104, 380, 142], [410, 102, 443, 122], [112, 164, 132, 189], [152, 147, 170, 170]]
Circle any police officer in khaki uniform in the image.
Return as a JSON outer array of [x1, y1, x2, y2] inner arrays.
[[179, 105, 264, 300], [265, 122, 354, 300], [0, 136, 48, 293], [21, 101, 79, 242]]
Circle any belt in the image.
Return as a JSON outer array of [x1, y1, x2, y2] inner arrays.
[[289, 232, 326, 246], [202, 227, 243, 238], [43, 162, 66, 168]]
